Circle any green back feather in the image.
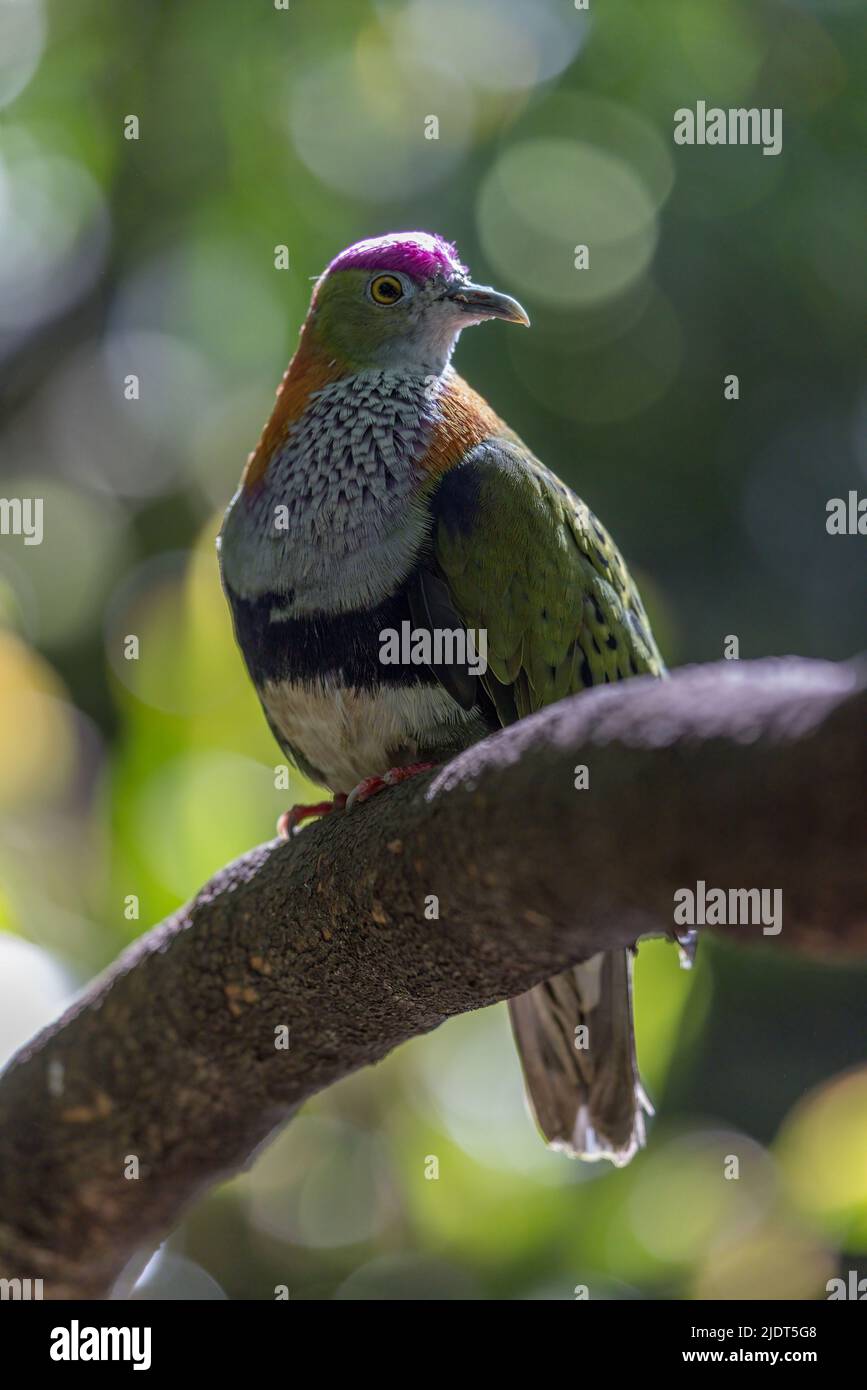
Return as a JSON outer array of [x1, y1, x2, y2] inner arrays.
[[430, 439, 665, 723]]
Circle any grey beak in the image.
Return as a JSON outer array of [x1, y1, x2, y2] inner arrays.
[[445, 281, 530, 326]]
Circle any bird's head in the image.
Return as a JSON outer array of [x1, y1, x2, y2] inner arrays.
[[302, 232, 529, 376]]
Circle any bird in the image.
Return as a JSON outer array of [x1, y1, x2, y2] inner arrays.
[[218, 231, 665, 1165]]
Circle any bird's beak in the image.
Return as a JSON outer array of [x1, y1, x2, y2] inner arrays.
[[444, 280, 530, 327]]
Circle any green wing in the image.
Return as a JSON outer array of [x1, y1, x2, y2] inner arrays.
[[427, 438, 664, 724]]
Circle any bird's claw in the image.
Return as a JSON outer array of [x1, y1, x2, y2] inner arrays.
[[345, 762, 436, 811], [277, 794, 346, 839], [278, 763, 437, 834]]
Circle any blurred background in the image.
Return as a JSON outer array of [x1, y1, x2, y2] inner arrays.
[[0, 0, 865, 1300]]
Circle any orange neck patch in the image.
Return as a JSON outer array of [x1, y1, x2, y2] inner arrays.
[[242, 353, 508, 498], [241, 333, 346, 494], [417, 373, 510, 486]]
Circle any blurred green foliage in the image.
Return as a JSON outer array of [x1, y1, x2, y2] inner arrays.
[[0, 0, 865, 1299]]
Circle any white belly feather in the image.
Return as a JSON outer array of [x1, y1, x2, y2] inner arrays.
[[260, 678, 477, 793]]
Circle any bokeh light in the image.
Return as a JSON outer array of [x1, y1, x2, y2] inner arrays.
[[0, 475, 127, 646], [0, 630, 78, 809], [288, 49, 473, 201], [0, 932, 74, 1067], [108, 240, 297, 387], [690, 1223, 836, 1301], [246, 1116, 398, 1250], [777, 1068, 867, 1248], [47, 333, 215, 499], [132, 749, 286, 898], [626, 1132, 776, 1265], [0, 0, 46, 110], [477, 138, 659, 308], [385, 0, 591, 94], [0, 133, 109, 342]]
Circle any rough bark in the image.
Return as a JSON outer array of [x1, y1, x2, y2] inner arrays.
[[0, 658, 864, 1298]]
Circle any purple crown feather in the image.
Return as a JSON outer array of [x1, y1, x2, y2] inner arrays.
[[326, 232, 467, 282]]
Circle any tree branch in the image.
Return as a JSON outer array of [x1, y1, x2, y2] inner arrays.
[[0, 658, 864, 1298]]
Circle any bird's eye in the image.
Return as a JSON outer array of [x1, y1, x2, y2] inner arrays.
[[369, 273, 404, 305]]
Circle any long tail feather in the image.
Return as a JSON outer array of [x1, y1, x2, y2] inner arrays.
[[508, 949, 651, 1166]]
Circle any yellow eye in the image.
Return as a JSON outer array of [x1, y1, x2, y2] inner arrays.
[[369, 273, 404, 305]]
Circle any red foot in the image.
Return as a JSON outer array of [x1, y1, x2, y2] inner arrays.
[[345, 762, 437, 810], [277, 794, 347, 840]]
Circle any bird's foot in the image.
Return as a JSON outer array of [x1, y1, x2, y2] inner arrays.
[[277, 794, 347, 840], [345, 762, 437, 811]]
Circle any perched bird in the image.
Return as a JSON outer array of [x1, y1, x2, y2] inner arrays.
[[219, 232, 665, 1164]]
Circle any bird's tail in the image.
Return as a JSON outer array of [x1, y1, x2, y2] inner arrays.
[[508, 949, 651, 1166]]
